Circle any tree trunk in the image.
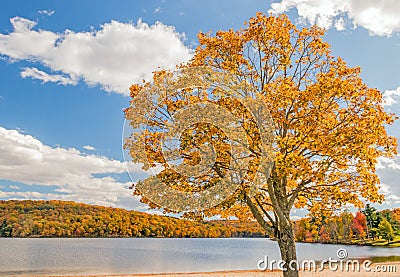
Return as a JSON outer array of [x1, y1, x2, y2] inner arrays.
[[276, 219, 299, 277], [245, 195, 299, 277]]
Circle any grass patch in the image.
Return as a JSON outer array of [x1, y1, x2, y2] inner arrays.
[[371, 256, 400, 263], [351, 235, 400, 247]]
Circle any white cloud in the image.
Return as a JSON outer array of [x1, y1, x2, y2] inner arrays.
[[376, 155, 400, 206], [21, 67, 77, 85], [154, 7, 162, 14], [379, 183, 400, 205], [83, 145, 96, 151], [377, 155, 400, 170], [382, 87, 400, 106], [386, 194, 400, 204], [0, 16, 192, 95], [0, 191, 61, 199], [38, 10, 55, 16], [334, 17, 346, 31], [269, 0, 400, 36], [0, 126, 145, 208]]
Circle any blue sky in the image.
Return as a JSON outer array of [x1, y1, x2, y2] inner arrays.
[[1, 0, 400, 214]]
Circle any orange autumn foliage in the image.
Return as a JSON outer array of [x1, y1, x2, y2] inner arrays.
[[125, 13, 397, 277]]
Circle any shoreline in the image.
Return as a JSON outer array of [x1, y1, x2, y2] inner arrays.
[[3, 236, 399, 247], [21, 262, 400, 277], [3, 237, 399, 249]]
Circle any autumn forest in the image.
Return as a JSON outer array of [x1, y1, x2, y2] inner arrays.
[[0, 200, 266, 238], [1, 200, 399, 247]]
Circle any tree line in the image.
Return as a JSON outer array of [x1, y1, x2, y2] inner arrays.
[[2, 200, 398, 244], [0, 200, 266, 238], [294, 204, 400, 245]]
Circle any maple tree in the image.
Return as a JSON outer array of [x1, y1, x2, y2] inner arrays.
[[351, 211, 367, 239], [124, 13, 397, 277], [392, 208, 400, 223]]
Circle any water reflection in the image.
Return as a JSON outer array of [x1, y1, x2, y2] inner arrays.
[[0, 238, 399, 276]]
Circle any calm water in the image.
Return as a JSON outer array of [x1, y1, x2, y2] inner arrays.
[[0, 238, 400, 276]]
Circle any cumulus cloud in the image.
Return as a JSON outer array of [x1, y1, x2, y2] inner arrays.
[[38, 10, 55, 16], [378, 183, 400, 205], [0, 16, 192, 95], [83, 145, 96, 151], [376, 155, 400, 206], [9, 185, 20, 190], [0, 126, 145, 208], [21, 67, 77, 85], [269, 0, 400, 36], [382, 87, 400, 106], [377, 156, 400, 170]]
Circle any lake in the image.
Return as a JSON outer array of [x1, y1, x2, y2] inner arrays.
[[1, 238, 399, 276]]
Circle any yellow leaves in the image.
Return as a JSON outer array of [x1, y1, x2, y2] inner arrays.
[[219, 203, 253, 221], [129, 84, 142, 98], [153, 69, 167, 83], [162, 99, 186, 113], [192, 28, 247, 72], [294, 195, 308, 209], [125, 11, 397, 225]]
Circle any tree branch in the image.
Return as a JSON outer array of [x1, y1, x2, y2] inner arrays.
[[245, 194, 275, 234]]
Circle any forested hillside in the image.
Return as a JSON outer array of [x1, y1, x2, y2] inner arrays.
[[2, 200, 399, 246], [0, 200, 267, 238], [294, 206, 400, 246]]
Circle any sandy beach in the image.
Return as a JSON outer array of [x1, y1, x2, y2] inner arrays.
[[26, 262, 399, 277]]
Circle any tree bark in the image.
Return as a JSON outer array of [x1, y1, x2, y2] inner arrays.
[[276, 217, 299, 277], [246, 195, 299, 277]]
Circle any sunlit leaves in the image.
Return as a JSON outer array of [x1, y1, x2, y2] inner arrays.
[[126, 13, 397, 222]]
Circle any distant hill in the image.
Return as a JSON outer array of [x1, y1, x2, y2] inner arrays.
[[0, 200, 267, 238]]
